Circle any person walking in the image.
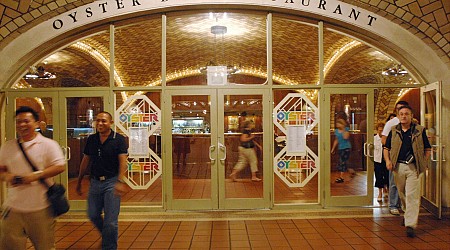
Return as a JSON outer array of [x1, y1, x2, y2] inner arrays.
[[331, 118, 352, 183], [230, 120, 262, 182], [383, 105, 431, 237], [76, 111, 128, 249], [0, 106, 66, 250], [381, 100, 408, 215]]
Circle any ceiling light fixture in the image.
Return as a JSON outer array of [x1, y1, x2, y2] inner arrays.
[[198, 14, 241, 77], [382, 64, 408, 76], [24, 65, 56, 79]]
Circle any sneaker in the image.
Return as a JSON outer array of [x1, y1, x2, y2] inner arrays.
[[335, 178, 344, 183], [406, 226, 415, 238], [390, 208, 400, 216]]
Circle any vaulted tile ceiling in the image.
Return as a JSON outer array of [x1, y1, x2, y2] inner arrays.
[[18, 12, 411, 88]]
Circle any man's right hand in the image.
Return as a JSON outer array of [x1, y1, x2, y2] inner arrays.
[[386, 161, 393, 171]]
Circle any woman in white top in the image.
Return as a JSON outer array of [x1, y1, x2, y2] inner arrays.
[[374, 122, 389, 202]]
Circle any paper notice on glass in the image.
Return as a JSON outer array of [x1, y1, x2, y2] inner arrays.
[[286, 125, 307, 156], [129, 127, 149, 158]]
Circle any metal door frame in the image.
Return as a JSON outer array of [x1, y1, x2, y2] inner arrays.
[[164, 88, 271, 210], [321, 88, 375, 207], [420, 81, 443, 218]]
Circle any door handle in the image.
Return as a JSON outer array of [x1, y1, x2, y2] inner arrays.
[[209, 145, 216, 161], [61, 146, 71, 161], [367, 143, 374, 158], [431, 145, 437, 162], [363, 142, 368, 157], [218, 142, 226, 163], [442, 145, 446, 162], [66, 146, 71, 161]]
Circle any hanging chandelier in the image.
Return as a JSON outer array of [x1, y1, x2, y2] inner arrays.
[[381, 64, 408, 76], [198, 22, 241, 76], [24, 65, 56, 79]]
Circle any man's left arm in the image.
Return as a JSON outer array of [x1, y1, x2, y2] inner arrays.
[[114, 154, 128, 196], [422, 129, 432, 163]]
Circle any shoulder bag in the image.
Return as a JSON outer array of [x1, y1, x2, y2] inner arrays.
[[17, 140, 70, 217]]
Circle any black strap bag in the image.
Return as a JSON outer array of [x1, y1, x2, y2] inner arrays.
[[18, 140, 70, 217]]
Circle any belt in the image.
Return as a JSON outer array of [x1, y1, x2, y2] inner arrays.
[[91, 175, 115, 181], [398, 160, 414, 164]]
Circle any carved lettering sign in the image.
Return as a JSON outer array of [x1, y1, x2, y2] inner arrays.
[[51, 0, 378, 31]]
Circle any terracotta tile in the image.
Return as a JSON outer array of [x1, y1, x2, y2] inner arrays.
[[303, 233, 324, 240], [249, 240, 271, 247], [118, 235, 138, 243], [130, 240, 152, 248], [362, 236, 387, 245], [193, 229, 211, 236], [229, 233, 249, 241], [150, 240, 172, 249], [211, 240, 230, 248], [154, 233, 175, 241], [170, 241, 191, 248], [230, 229, 247, 235], [344, 237, 368, 245], [268, 239, 290, 247], [192, 235, 210, 241], [325, 238, 348, 245], [248, 234, 268, 241], [190, 241, 210, 249], [307, 239, 330, 247], [173, 234, 193, 242], [230, 240, 250, 248]]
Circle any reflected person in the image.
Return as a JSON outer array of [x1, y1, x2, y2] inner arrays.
[[230, 120, 262, 182]]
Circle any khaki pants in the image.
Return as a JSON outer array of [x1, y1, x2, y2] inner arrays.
[[394, 162, 422, 229], [233, 146, 258, 173], [0, 207, 55, 250]]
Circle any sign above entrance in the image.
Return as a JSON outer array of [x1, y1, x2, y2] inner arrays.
[[49, 0, 379, 33]]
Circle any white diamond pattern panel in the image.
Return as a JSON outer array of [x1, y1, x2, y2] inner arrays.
[[273, 93, 319, 187], [116, 95, 162, 190]]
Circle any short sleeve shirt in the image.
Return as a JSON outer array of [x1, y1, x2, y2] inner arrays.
[[0, 133, 65, 212], [335, 127, 351, 150], [84, 130, 128, 177], [382, 117, 399, 137]]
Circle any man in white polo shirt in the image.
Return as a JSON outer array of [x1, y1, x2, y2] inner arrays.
[[381, 100, 409, 216], [0, 106, 66, 250]]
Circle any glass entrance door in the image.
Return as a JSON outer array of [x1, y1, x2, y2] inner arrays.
[[58, 91, 109, 210], [420, 81, 443, 218], [165, 89, 270, 210], [323, 88, 374, 206], [6, 90, 110, 211]]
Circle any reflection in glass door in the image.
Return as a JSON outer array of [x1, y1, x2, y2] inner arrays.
[[167, 89, 270, 210], [421, 82, 443, 218], [168, 90, 216, 210], [324, 89, 374, 206], [65, 96, 105, 203], [223, 94, 264, 198]]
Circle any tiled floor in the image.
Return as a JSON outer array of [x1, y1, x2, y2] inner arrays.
[[27, 210, 449, 249]]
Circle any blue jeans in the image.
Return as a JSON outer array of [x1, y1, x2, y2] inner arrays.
[[88, 177, 121, 250], [388, 170, 400, 209]]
